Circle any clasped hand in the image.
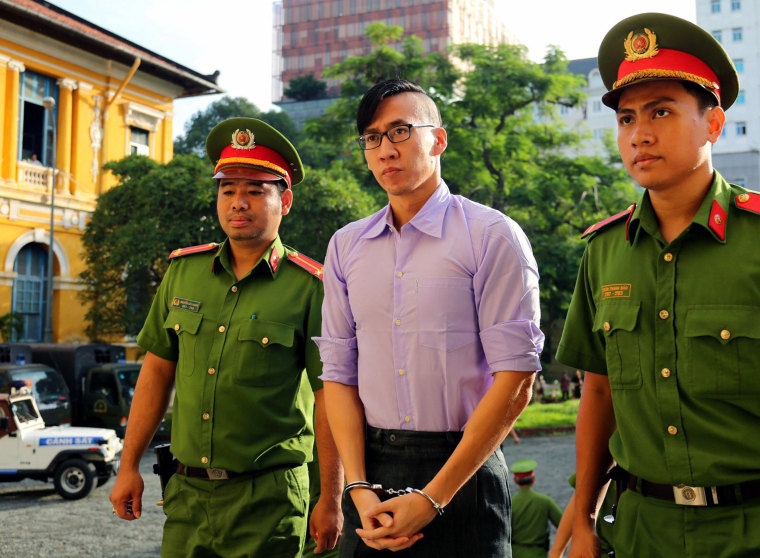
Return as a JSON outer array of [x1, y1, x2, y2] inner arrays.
[[353, 489, 438, 551]]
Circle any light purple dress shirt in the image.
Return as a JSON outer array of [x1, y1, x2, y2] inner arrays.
[[315, 182, 544, 431]]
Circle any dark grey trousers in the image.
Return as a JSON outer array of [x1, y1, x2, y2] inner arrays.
[[339, 426, 512, 558]]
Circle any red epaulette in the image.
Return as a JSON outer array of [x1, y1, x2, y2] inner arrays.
[[735, 191, 760, 215], [168, 243, 219, 260], [287, 251, 324, 280], [582, 204, 636, 240]]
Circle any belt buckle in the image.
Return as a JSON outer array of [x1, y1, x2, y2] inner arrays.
[[207, 468, 229, 480], [673, 484, 708, 506]]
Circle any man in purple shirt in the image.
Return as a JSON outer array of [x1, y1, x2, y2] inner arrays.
[[316, 79, 543, 556]]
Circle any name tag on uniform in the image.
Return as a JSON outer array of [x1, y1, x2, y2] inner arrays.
[[172, 297, 201, 312], [601, 284, 631, 300]]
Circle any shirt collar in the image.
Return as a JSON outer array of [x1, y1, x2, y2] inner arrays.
[[213, 235, 285, 278], [360, 181, 451, 240], [627, 172, 732, 245]]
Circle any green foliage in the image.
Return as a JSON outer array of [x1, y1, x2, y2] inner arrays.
[[280, 164, 381, 262], [80, 154, 220, 340], [173, 96, 300, 155], [514, 399, 580, 429], [0, 312, 23, 342], [284, 73, 327, 101]]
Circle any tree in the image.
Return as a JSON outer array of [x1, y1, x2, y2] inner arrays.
[[284, 74, 327, 101], [0, 312, 23, 342], [280, 164, 381, 261], [174, 96, 300, 155], [80, 154, 221, 340]]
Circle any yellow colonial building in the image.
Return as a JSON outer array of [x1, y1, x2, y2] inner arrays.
[[0, 0, 221, 342]]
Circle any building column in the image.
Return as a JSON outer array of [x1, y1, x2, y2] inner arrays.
[[3, 60, 24, 181], [0, 55, 9, 173], [56, 78, 77, 194], [162, 112, 173, 161]]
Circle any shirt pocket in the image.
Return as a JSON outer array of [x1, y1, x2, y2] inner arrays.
[[417, 276, 479, 351], [593, 301, 642, 390], [684, 305, 760, 397], [236, 319, 297, 386], [164, 309, 203, 376]]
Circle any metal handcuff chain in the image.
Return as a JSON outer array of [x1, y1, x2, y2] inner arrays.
[[344, 481, 444, 516]]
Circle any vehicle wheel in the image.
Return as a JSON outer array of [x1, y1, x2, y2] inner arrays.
[[54, 458, 96, 500]]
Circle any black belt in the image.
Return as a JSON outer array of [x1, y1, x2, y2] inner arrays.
[[176, 461, 292, 481], [627, 474, 760, 506]]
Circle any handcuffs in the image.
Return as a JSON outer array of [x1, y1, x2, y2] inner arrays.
[[344, 481, 444, 516]]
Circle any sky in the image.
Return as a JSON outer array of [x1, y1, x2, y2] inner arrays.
[[51, 0, 697, 139]]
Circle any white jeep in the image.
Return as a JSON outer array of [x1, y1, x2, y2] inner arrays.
[[0, 387, 122, 500]]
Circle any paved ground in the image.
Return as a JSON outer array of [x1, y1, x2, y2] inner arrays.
[[0, 434, 576, 557]]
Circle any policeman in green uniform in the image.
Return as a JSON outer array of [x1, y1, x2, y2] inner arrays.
[[557, 12, 760, 558], [510, 459, 563, 558], [110, 118, 343, 558]]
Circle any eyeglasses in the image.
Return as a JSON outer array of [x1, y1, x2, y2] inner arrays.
[[356, 124, 436, 151]]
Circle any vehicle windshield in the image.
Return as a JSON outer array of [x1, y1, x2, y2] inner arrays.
[[11, 369, 69, 405], [11, 399, 40, 423], [117, 367, 140, 405]]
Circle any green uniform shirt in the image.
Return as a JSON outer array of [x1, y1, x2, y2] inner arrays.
[[511, 486, 563, 547], [137, 236, 324, 472], [557, 172, 760, 486]]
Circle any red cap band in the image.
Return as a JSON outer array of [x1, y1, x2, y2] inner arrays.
[[214, 144, 292, 188]]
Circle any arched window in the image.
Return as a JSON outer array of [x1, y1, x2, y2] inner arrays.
[[588, 69, 603, 88], [12, 243, 49, 341]]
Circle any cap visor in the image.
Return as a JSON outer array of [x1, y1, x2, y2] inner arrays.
[[213, 166, 283, 182]]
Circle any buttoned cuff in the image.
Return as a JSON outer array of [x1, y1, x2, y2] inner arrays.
[[480, 320, 544, 373], [313, 336, 359, 385]]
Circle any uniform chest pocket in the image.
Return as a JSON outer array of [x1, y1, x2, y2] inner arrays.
[[236, 319, 298, 386], [164, 309, 203, 376], [593, 301, 642, 390], [417, 277, 479, 351], [684, 306, 760, 398]]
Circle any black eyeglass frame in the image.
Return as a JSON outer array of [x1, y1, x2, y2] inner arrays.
[[356, 123, 436, 151]]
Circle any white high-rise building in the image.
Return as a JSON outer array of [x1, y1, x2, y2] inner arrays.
[[697, 0, 760, 187]]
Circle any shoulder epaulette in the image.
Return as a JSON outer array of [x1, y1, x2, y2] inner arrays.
[[582, 204, 636, 239], [735, 191, 760, 215], [287, 251, 324, 280], [169, 242, 219, 260]]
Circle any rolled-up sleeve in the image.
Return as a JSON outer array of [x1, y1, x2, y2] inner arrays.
[[313, 234, 359, 385], [474, 217, 544, 372]]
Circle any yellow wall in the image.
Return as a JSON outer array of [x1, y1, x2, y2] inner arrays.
[[0, 29, 184, 343]]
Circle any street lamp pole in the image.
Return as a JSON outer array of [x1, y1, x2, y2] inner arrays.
[[42, 96, 56, 343]]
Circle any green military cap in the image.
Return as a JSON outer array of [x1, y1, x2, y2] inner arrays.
[[206, 117, 304, 188], [511, 458, 538, 477], [598, 12, 739, 110]]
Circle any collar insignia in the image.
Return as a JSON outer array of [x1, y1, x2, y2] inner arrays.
[[624, 28, 659, 61], [231, 129, 256, 150]]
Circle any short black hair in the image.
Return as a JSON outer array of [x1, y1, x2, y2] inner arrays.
[[681, 81, 719, 112], [516, 476, 534, 487], [356, 79, 442, 134]]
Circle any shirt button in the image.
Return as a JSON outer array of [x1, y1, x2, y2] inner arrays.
[[396, 271, 403, 278], [262, 337, 269, 345], [208, 367, 216, 375], [667, 426, 678, 436], [399, 369, 405, 375], [603, 322, 611, 331], [231, 285, 238, 293], [738, 193, 750, 203], [659, 310, 669, 320], [201, 456, 209, 464], [661, 368, 671, 378], [404, 416, 411, 423], [395, 319, 401, 326], [663, 253, 673, 262], [202, 413, 210, 420], [174, 324, 180, 331], [720, 329, 731, 340], [218, 325, 226, 333]]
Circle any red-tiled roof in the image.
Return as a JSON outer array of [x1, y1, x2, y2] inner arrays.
[[0, 0, 223, 98]]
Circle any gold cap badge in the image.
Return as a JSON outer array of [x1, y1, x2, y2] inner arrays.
[[624, 28, 659, 62], [231, 129, 256, 150]]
